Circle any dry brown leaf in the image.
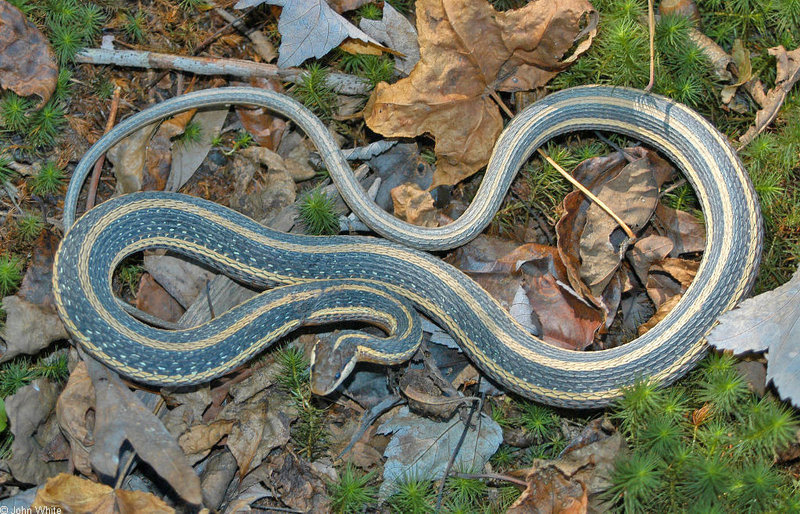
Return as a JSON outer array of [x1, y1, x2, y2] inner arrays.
[[508, 465, 588, 513], [32, 473, 174, 514], [107, 111, 194, 195], [721, 39, 752, 105], [506, 244, 603, 349], [220, 393, 291, 478], [579, 158, 659, 297], [229, 146, 297, 222], [0, 1, 57, 105], [266, 453, 332, 512], [653, 203, 706, 256], [339, 38, 385, 56], [740, 45, 800, 146], [56, 362, 95, 477], [168, 107, 229, 192], [143, 254, 217, 309], [652, 258, 699, 287], [234, 78, 287, 150], [135, 273, 185, 323], [391, 183, 438, 227], [0, 231, 68, 362], [557, 152, 631, 304], [364, 0, 597, 187], [627, 235, 674, 284], [85, 358, 203, 506], [178, 419, 235, 464], [17, 230, 60, 307], [450, 238, 603, 349]]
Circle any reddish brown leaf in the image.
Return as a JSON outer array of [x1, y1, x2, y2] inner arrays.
[[450, 238, 603, 349], [235, 78, 287, 150], [364, 0, 597, 187], [135, 273, 185, 323], [0, 1, 57, 104]]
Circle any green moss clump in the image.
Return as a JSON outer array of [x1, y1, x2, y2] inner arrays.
[[605, 353, 799, 512]]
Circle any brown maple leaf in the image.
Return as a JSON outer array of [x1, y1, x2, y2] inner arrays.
[[364, 0, 597, 188]]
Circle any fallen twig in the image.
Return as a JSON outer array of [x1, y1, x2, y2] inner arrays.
[[435, 388, 484, 510], [76, 48, 371, 95], [86, 85, 122, 211], [538, 148, 636, 239]]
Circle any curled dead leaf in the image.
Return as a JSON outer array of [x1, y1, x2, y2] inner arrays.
[[508, 464, 588, 514], [391, 183, 438, 227], [32, 473, 174, 514], [740, 45, 800, 146], [364, 0, 597, 187], [55, 362, 96, 477], [85, 358, 203, 506]]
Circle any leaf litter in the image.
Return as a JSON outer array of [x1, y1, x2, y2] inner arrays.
[[4, 0, 787, 510], [364, 0, 598, 188]]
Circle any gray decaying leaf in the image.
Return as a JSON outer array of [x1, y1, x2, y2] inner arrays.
[[360, 3, 421, 75], [0, 295, 68, 363], [143, 254, 216, 309], [5, 379, 67, 485], [0, 1, 58, 105], [377, 406, 502, 498], [84, 357, 203, 506], [706, 269, 800, 405], [234, 0, 380, 68], [167, 108, 229, 192]]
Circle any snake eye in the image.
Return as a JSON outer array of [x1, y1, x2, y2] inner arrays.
[[334, 372, 341, 380]]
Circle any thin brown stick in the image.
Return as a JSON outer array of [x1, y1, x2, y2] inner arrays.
[[537, 148, 636, 239], [85, 86, 122, 211], [644, 0, 655, 92], [490, 90, 515, 118]]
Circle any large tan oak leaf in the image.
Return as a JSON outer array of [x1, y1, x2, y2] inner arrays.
[[364, 0, 597, 188]]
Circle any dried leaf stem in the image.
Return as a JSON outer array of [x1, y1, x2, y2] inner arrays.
[[537, 148, 636, 239], [644, 0, 655, 92], [86, 86, 122, 211]]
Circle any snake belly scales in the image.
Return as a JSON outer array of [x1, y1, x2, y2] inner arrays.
[[53, 86, 762, 409]]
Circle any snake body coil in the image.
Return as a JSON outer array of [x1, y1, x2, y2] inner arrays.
[[55, 86, 762, 409]]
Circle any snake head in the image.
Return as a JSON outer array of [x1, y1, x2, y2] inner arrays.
[[310, 333, 358, 396]]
